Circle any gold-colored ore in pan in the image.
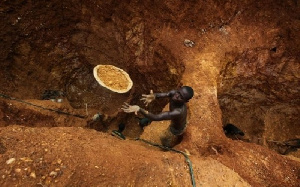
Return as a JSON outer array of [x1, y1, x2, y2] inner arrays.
[[93, 65, 133, 93]]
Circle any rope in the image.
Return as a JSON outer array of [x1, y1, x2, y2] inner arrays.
[[0, 93, 86, 119], [136, 138, 196, 187]]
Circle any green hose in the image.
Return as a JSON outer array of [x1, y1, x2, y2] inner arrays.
[[136, 138, 196, 187]]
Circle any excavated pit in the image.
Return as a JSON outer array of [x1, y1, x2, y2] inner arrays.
[[0, 1, 300, 186], [0, 0, 299, 150]]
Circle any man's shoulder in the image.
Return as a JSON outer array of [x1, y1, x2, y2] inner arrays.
[[168, 90, 177, 96]]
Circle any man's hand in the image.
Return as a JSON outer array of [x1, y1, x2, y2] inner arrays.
[[121, 103, 140, 115], [140, 90, 155, 106]]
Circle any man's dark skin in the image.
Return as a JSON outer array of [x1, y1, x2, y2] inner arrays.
[[122, 86, 194, 147]]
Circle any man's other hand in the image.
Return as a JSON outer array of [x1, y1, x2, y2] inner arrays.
[[121, 103, 140, 115]]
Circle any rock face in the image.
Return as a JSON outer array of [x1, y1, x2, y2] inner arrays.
[[0, 0, 299, 186], [216, 1, 300, 149]]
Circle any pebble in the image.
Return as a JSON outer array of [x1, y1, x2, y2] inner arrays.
[[184, 39, 195, 47], [49, 171, 58, 177], [57, 99, 63, 103], [6, 158, 16, 165], [30, 171, 36, 178], [20, 157, 33, 162]]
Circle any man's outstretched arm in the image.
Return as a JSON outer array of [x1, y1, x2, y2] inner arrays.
[[121, 102, 180, 121], [154, 90, 176, 98], [141, 90, 176, 106], [139, 108, 180, 121]]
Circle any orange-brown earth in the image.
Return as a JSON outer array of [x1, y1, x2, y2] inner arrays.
[[0, 0, 299, 186]]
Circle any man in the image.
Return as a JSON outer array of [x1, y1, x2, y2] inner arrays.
[[121, 86, 194, 148]]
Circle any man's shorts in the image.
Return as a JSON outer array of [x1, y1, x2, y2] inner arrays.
[[160, 126, 185, 148]]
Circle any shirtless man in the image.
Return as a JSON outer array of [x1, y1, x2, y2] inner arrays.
[[121, 86, 194, 148]]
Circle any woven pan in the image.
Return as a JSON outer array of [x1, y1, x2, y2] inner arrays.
[[93, 65, 133, 93]]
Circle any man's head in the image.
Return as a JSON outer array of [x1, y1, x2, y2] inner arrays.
[[178, 86, 194, 102]]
